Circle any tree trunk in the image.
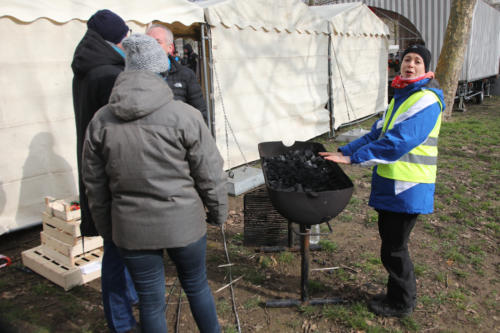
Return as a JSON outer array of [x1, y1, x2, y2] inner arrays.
[[435, 0, 477, 119]]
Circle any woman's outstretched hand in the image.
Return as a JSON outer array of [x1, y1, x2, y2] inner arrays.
[[319, 151, 351, 164]]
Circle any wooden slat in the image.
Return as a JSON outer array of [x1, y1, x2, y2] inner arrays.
[[22, 246, 102, 291], [42, 222, 79, 246], [40, 231, 102, 261], [42, 212, 81, 238], [40, 232, 103, 266]]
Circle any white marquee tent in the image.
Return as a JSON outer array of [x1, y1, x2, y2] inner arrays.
[[311, 2, 389, 129], [0, 0, 388, 234], [201, 0, 331, 169], [0, 0, 205, 235]]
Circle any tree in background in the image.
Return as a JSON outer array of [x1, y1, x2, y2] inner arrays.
[[435, 0, 477, 119]]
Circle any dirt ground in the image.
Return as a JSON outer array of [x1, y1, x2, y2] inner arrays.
[[0, 97, 499, 333]]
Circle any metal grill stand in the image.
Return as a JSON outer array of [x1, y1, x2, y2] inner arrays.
[[258, 141, 354, 308], [265, 224, 343, 308]]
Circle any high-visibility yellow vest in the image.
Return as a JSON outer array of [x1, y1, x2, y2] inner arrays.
[[377, 90, 442, 183]]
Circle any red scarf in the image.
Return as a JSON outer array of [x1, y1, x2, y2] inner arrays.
[[391, 72, 435, 89]]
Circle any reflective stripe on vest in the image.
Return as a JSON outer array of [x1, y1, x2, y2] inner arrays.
[[377, 90, 442, 183]]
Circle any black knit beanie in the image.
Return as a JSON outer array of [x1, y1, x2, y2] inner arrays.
[[401, 44, 431, 72], [87, 9, 129, 44]]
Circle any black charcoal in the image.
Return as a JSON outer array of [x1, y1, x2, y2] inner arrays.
[[262, 148, 351, 192]]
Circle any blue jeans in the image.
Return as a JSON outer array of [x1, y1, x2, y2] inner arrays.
[[119, 235, 220, 333], [102, 240, 139, 332]]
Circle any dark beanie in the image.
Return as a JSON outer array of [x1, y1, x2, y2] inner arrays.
[[87, 9, 129, 44], [402, 44, 431, 72]]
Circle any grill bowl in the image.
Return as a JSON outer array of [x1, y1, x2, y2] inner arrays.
[[258, 141, 354, 225]]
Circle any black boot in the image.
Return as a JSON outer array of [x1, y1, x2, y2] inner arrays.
[[368, 295, 414, 318]]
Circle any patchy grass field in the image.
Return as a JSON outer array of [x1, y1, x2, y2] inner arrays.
[[0, 97, 499, 332]]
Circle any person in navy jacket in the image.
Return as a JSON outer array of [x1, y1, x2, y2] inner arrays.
[[321, 44, 445, 318]]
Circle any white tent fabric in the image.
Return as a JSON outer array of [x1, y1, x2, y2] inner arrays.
[[0, 1, 204, 235], [202, 0, 328, 33], [311, 2, 389, 129], [0, 0, 388, 235], [204, 0, 331, 169], [1, 0, 204, 25]]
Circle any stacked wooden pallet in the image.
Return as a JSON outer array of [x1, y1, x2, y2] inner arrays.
[[22, 197, 103, 291]]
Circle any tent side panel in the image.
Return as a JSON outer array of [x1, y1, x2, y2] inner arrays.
[[331, 34, 388, 129], [210, 26, 329, 169], [0, 18, 86, 234], [0, 19, 146, 235]]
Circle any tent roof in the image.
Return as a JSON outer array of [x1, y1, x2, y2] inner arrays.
[[202, 0, 329, 34], [310, 2, 389, 36], [0, 0, 204, 26]]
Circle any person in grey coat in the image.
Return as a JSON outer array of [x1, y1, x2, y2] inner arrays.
[[82, 34, 227, 333]]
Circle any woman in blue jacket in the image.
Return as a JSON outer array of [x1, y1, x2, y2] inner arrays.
[[321, 44, 445, 317]]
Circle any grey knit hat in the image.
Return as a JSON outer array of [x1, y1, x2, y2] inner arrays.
[[122, 34, 169, 73]]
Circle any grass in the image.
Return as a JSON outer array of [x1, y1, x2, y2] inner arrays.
[[239, 267, 265, 285], [413, 263, 427, 277], [400, 316, 420, 332], [258, 255, 273, 269], [322, 302, 391, 332], [333, 268, 354, 282], [364, 211, 378, 227], [307, 280, 327, 293], [298, 305, 317, 316], [231, 233, 244, 242], [223, 326, 238, 333], [318, 239, 337, 252], [277, 251, 294, 264], [353, 253, 383, 274], [242, 296, 261, 310], [216, 298, 231, 316]]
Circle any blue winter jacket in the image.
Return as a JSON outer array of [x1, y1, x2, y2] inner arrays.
[[339, 78, 445, 214]]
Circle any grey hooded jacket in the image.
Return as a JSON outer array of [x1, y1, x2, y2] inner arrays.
[[82, 70, 227, 249]]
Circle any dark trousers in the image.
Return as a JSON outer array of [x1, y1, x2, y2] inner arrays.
[[377, 210, 418, 308]]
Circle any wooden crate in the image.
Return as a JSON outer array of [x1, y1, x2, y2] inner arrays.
[[42, 212, 81, 238], [22, 246, 103, 291], [40, 232, 103, 267], [42, 220, 80, 246], [45, 196, 81, 221]]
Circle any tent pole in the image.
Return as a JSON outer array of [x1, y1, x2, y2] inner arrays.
[[328, 26, 335, 138], [201, 24, 216, 138]]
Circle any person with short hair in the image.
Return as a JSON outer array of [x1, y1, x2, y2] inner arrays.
[[146, 24, 208, 124], [71, 9, 139, 333], [82, 33, 227, 333], [321, 44, 445, 318]]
